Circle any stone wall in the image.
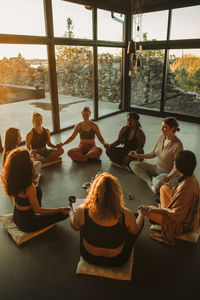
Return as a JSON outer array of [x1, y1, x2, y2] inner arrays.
[[130, 56, 200, 116], [0, 52, 199, 117]]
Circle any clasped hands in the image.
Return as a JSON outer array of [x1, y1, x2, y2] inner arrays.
[[138, 205, 155, 216]]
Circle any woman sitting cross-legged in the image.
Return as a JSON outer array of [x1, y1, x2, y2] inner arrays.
[[26, 112, 64, 166], [60, 106, 109, 162], [68, 172, 144, 267], [1, 148, 70, 233], [3, 127, 41, 184], [139, 150, 200, 246], [106, 112, 145, 170], [129, 117, 183, 193]]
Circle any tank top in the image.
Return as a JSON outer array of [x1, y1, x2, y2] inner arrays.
[[79, 127, 95, 140], [80, 209, 128, 249], [31, 128, 48, 149], [15, 195, 31, 207], [123, 126, 139, 151]]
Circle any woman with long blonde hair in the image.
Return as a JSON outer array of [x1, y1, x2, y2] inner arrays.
[[68, 172, 144, 267]]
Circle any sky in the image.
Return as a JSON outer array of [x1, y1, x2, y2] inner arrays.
[[0, 0, 200, 59]]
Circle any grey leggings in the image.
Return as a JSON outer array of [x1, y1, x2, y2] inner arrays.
[[129, 160, 167, 189]]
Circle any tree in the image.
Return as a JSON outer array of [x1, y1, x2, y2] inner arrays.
[[140, 32, 164, 59]]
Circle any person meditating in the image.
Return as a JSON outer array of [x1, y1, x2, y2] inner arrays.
[[2, 127, 22, 166], [106, 112, 145, 170], [3, 127, 41, 184], [68, 172, 144, 267], [1, 148, 70, 233], [139, 150, 200, 246], [129, 117, 183, 193], [61, 106, 109, 162], [26, 112, 64, 166]]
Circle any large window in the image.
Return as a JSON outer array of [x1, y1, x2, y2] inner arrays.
[[55, 45, 94, 128], [0, 0, 45, 36], [52, 0, 92, 39], [0, 44, 52, 142], [132, 10, 168, 42], [130, 49, 165, 111], [165, 49, 200, 117], [170, 5, 200, 40], [98, 47, 122, 117], [98, 9, 125, 42]]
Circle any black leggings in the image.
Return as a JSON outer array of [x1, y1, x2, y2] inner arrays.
[[106, 147, 135, 166], [80, 214, 144, 268], [14, 187, 68, 232]]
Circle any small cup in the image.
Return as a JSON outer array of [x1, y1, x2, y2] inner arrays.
[[68, 196, 76, 205], [128, 192, 134, 200]]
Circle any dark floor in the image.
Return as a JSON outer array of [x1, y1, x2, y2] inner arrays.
[[0, 113, 200, 300]]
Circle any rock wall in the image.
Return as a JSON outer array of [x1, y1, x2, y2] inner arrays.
[[0, 52, 199, 117]]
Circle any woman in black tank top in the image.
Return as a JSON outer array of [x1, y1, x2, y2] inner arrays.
[[68, 172, 144, 267], [1, 148, 70, 233], [26, 112, 64, 165], [106, 112, 146, 170]]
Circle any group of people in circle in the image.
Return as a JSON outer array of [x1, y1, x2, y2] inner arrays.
[[0, 106, 199, 267]]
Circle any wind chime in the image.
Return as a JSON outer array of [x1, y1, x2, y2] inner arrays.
[[127, 0, 143, 76]]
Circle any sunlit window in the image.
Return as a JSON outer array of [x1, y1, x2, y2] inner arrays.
[[98, 9, 125, 42], [165, 49, 200, 117], [0, 0, 45, 36], [55, 45, 94, 129], [52, 0, 92, 39], [132, 10, 168, 42], [170, 5, 200, 40], [98, 47, 122, 117], [0, 44, 52, 141]]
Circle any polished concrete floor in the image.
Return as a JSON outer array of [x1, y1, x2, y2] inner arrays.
[[0, 113, 199, 300]]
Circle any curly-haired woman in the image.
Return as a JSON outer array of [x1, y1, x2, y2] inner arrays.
[[68, 172, 144, 267], [1, 148, 70, 232]]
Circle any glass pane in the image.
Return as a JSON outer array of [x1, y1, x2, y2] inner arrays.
[[98, 47, 122, 117], [52, 0, 92, 39], [165, 49, 200, 117], [130, 48, 165, 111], [0, 0, 45, 36], [98, 9, 125, 42], [133, 10, 168, 42], [170, 6, 200, 40], [0, 44, 52, 143], [55, 45, 94, 128]]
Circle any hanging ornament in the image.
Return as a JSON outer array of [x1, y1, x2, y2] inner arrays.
[[133, 65, 138, 75], [127, 39, 135, 55]]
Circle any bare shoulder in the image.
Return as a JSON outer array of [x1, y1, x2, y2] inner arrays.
[[92, 122, 98, 130], [76, 122, 81, 129], [74, 205, 85, 226], [26, 130, 33, 139], [123, 206, 134, 217], [26, 184, 36, 195], [45, 128, 50, 135]]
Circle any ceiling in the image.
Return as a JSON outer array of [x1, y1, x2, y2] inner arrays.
[[64, 0, 200, 14]]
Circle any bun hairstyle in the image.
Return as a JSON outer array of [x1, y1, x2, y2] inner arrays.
[[163, 117, 180, 132], [81, 106, 91, 115], [127, 112, 141, 127], [32, 111, 42, 121]]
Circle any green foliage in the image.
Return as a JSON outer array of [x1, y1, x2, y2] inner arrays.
[[141, 32, 164, 58], [170, 54, 200, 93]]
